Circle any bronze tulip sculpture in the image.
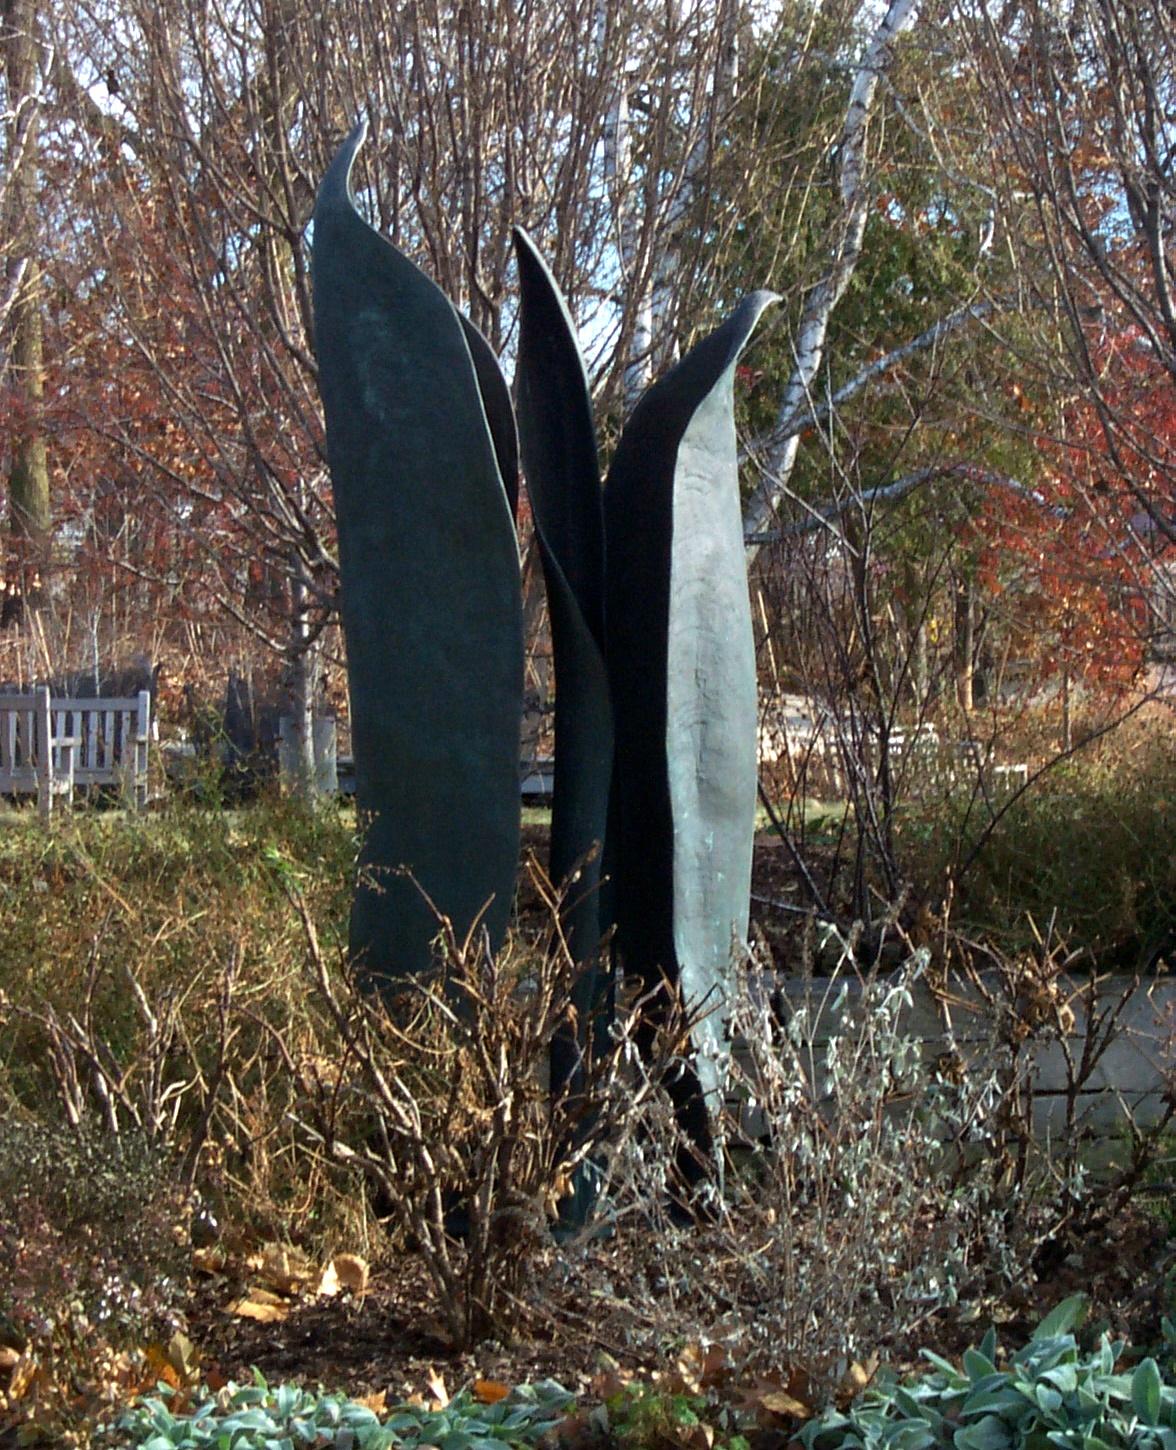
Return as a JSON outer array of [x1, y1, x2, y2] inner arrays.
[[313, 121, 776, 1210]]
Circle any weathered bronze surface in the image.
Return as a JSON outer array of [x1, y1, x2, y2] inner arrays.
[[313, 122, 523, 991]]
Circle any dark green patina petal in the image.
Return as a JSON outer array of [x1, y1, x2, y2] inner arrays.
[[458, 312, 519, 523], [312, 121, 523, 992], [512, 228, 612, 944], [512, 229, 614, 1181], [605, 290, 778, 1113]]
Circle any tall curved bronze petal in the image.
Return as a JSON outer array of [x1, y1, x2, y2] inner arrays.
[[512, 229, 612, 951], [512, 229, 614, 1186], [313, 121, 523, 992], [605, 290, 779, 1165], [458, 312, 520, 523]]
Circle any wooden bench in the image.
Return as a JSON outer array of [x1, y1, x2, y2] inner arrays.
[[0, 687, 77, 819], [0, 687, 152, 816]]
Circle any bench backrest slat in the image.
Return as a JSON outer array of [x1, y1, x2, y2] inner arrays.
[[2, 690, 151, 810]]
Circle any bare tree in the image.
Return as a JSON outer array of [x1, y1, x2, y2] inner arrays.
[[955, 0, 1176, 639]]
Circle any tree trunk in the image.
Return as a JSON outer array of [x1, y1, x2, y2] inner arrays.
[[284, 564, 321, 802], [954, 578, 975, 714], [742, 0, 920, 555], [3, 0, 49, 627]]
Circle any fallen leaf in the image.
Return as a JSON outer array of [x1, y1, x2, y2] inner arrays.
[[256, 1242, 313, 1296], [6, 1352, 38, 1404], [142, 1345, 182, 1390], [835, 1358, 877, 1408], [591, 1352, 629, 1402], [676, 1343, 728, 1393], [0, 1347, 19, 1371], [228, 1292, 291, 1323], [354, 1390, 387, 1415], [474, 1379, 510, 1404], [334, 1253, 369, 1296], [756, 1391, 812, 1419], [425, 1367, 449, 1408], [192, 1245, 227, 1275], [167, 1331, 200, 1383], [315, 1262, 340, 1298]]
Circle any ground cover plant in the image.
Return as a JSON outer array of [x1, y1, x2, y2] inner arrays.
[[111, 1371, 573, 1450], [801, 1295, 1176, 1450]]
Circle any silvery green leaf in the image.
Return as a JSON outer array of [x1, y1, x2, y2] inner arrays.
[[960, 1389, 1031, 1419], [1134, 1360, 1163, 1424], [965, 1350, 999, 1382], [884, 1425, 936, 1450], [953, 1413, 1011, 1450], [1034, 1387, 1063, 1416], [1041, 1367, 1079, 1395], [921, 1350, 967, 1381], [1032, 1298, 1089, 1343]]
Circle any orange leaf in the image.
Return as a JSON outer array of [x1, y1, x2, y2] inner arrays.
[[425, 1367, 449, 1408], [474, 1379, 511, 1405], [228, 1293, 291, 1323]]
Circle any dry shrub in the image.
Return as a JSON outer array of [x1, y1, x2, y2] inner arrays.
[[285, 870, 692, 1348], [0, 798, 369, 1251], [585, 909, 1176, 1398]]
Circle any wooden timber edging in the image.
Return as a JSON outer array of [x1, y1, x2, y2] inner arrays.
[[745, 969, 1176, 1144]]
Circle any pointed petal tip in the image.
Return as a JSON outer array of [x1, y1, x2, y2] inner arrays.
[[317, 118, 371, 216], [511, 226, 546, 272], [740, 289, 782, 324]]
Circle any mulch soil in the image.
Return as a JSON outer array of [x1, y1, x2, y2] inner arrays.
[[190, 827, 1176, 1401], [192, 1202, 1175, 1404]]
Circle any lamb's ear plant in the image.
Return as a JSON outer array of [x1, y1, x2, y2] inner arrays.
[[801, 1294, 1176, 1450], [112, 1372, 573, 1450]]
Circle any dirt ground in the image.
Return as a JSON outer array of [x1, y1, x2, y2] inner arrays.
[[192, 1202, 1176, 1408]]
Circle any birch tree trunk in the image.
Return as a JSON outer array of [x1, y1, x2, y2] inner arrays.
[[742, 0, 921, 555]]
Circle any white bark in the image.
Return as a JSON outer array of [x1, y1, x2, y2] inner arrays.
[[742, 0, 921, 555], [597, 0, 651, 405], [649, 0, 741, 371]]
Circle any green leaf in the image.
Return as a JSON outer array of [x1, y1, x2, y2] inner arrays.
[[959, 1389, 1031, 1419], [1032, 1298, 1089, 1343], [921, 1350, 969, 1384], [1034, 1386, 1064, 1416], [954, 1414, 1011, 1450], [1133, 1359, 1163, 1424], [966, 1351, 999, 1383]]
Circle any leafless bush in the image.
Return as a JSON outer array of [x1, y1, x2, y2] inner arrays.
[[284, 875, 692, 1348]]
